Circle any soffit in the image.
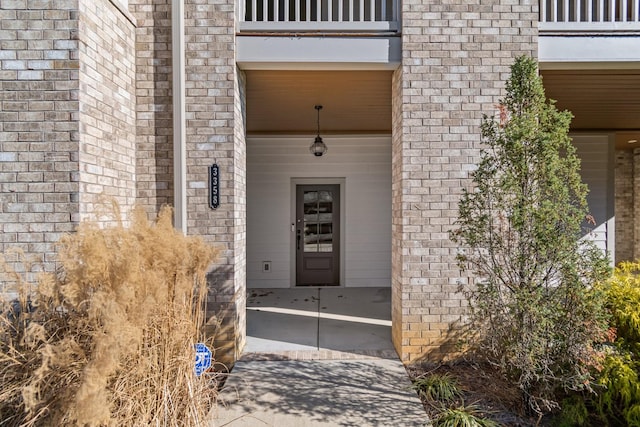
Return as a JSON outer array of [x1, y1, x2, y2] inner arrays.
[[541, 69, 640, 149], [245, 70, 393, 134], [244, 69, 640, 150]]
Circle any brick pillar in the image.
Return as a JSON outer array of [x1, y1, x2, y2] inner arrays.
[[615, 150, 634, 263], [184, 0, 246, 366], [0, 0, 137, 283], [0, 0, 80, 281], [634, 148, 640, 260], [391, 0, 539, 363], [78, 0, 136, 222], [130, 0, 175, 218]]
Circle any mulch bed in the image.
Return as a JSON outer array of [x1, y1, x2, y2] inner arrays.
[[406, 360, 554, 426]]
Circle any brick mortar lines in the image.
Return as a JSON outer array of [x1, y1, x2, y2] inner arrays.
[[130, 0, 174, 218], [0, 0, 81, 278], [184, 0, 246, 365], [78, 0, 137, 223], [394, 0, 539, 362], [615, 150, 634, 263]]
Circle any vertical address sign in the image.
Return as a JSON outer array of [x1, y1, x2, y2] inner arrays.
[[209, 164, 219, 209]]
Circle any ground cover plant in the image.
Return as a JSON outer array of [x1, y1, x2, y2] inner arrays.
[[411, 372, 463, 403], [433, 404, 499, 427], [451, 55, 611, 416], [411, 370, 499, 427], [0, 204, 220, 426]]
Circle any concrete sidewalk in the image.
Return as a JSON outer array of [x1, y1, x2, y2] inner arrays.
[[210, 288, 428, 426], [210, 356, 428, 426]]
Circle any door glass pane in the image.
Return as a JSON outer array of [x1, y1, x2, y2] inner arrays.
[[317, 190, 333, 252], [303, 191, 319, 252], [303, 190, 333, 253]]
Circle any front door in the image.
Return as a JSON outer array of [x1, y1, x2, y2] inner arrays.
[[296, 184, 340, 286]]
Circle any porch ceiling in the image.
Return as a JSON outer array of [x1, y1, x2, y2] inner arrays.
[[540, 69, 640, 150], [245, 70, 393, 134], [244, 69, 640, 150]]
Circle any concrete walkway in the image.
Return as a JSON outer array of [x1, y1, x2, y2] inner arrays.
[[211, 357, 428, 426], [209, 288, 428, 426]]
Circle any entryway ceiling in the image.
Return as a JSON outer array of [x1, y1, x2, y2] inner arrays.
[[245, 70, 393, 134], [540, 69, 640, 150], [244, 69, 640, 149]]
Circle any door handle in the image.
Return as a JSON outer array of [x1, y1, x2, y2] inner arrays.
[[296, 230, 301, 250]]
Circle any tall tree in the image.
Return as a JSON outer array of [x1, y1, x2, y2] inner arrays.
[[452, 56, 611, 415]]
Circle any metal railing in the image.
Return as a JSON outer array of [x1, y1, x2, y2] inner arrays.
[[540, 0, 640, 32], [238, 0, 399, 32]]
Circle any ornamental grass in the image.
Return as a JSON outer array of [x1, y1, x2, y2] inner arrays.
[[0, 204, 220, 426]]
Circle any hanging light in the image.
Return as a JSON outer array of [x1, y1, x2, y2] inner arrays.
[[309, 105, 328, 157]]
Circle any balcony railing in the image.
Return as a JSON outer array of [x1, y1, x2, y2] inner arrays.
[[238, 0, 399, 32], [540, 0, 640, 32], [238, 0, 640, 34]]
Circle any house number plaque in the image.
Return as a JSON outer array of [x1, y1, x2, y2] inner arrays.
[[209, 164, 219, 209]]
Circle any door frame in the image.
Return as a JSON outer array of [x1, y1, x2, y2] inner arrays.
[[290, 178, 346, 287]]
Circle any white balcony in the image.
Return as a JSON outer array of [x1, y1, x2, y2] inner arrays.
[[238, 0, 399, 32], [539, 0, 640, 33], [236, 0, 640, 69], [538, 0, 640, 66], [238, 0, 640, 35]]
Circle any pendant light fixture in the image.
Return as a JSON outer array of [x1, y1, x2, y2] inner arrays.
[[309, 105, 328, 157]]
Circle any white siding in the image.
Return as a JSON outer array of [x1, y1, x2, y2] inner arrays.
[[573, 133, 615, 259], [247, 136, 391, 288]]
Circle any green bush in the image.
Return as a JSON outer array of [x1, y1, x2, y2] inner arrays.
[[595, 354, 640, 425], [585, 261, 640, 426], [555, 395, 589, 427], [605, 261, 640, 347]]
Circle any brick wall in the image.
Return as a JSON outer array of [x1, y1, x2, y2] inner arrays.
[[392, 0, 539, 362], [130, 0, 174, 217], [232, 67, 247, 357], [130, 0, 246, 364], [0, 0, 80, 280], [635, 148, 640, 262], [78, 0, 136, 222], [184, 0, 246, 365], [0, 0, 136, 283], [615, 150, 634, 263], [391, 67, 405, 360]]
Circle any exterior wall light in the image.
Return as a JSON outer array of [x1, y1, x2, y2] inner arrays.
[[309, 105, 328, 157]]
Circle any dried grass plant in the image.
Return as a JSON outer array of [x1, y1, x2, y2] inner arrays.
[[0, 204, 220, 426]]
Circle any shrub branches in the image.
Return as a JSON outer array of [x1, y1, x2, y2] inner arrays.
[[451, 56, 611, 415]]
